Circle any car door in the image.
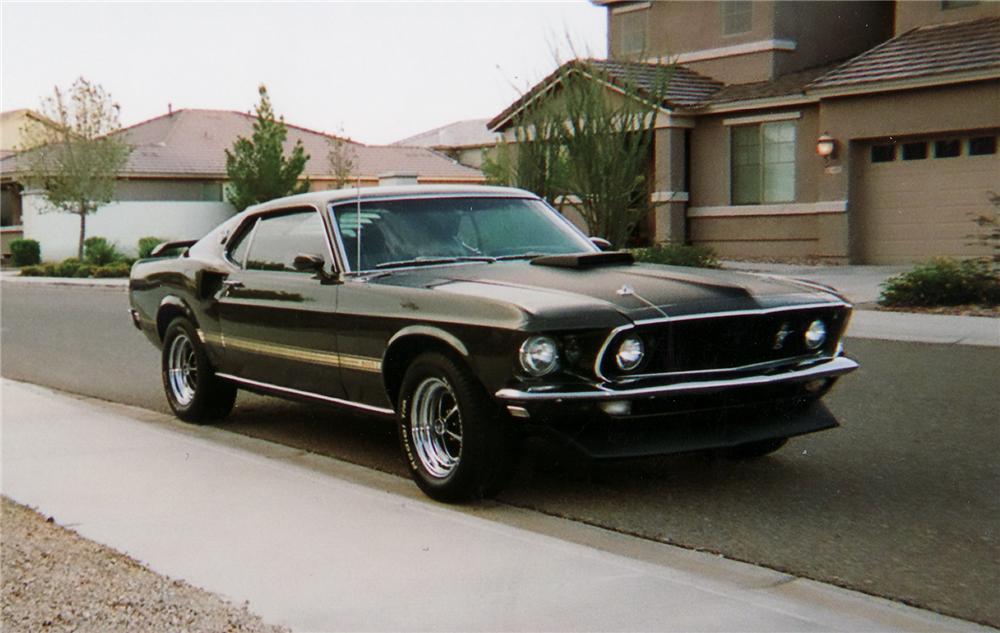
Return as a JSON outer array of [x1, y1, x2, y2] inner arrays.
[[216, 206, 346, 399]]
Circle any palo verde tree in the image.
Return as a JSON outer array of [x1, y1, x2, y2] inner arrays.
[[482, 107, 566, 207], [19, 78, 132, 260], [495, 60, 672, 248], [554, 61, 672, 249], [225, 85, 310, 210]]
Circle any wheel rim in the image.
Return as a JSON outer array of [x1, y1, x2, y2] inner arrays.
[[167, 333, 198, 406], [410, 377, 463, 479]]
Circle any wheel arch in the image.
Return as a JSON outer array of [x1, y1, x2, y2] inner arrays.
[[382, 327, 471, 408], [156, 296, 198, 342]]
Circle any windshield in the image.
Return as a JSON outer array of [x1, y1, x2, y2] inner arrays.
[[331, 196, 596, 271]]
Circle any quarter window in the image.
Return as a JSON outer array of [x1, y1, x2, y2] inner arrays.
[[721, 1, 752, 35], [245, 210, 327, 273], [227, 218, 257, 267], [731, 121, 796, 205]]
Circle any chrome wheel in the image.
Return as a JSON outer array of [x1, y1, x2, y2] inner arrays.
[[167, 333, 198, 406], [409, 377, 463, 479]]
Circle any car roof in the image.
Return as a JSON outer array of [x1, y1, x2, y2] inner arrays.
[[245, 184, 539, 214]]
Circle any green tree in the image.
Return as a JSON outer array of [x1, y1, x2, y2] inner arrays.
[[225, 85, 310, 210], [554, 62, 671, 249], [495, 60, 671, 248], [482, 107, 566, 207], [19, 78, 132, 260]]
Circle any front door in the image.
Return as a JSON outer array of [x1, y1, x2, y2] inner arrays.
[[217, 207, 345, 398]]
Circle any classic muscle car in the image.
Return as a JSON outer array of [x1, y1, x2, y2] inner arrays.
[[129, 185, 858, 501]]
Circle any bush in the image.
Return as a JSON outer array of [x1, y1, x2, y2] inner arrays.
[[10, 239, 41, 266], [92, 262, 130, 278], [75, 264, 95, 278], [880, 258, 1000, 307], [83, 236, 124, 266], [19, 265, 46, 276], [54, 257, 82, 277], [631, 243, 720, 269], [137, 236, 166, 259]]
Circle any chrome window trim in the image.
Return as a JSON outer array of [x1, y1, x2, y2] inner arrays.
[[216, 373, 395, 415], [498, 356, 859, 402], [593, 302, 852, 383]]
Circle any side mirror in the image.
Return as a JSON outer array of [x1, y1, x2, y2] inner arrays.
[[590, 237, 612, 251], [293, 253, 325, 273]]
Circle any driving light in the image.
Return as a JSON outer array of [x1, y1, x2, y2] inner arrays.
[[804, 319, 827, 350], [519, 336, 560, 376], [616, 336, 645, 371]]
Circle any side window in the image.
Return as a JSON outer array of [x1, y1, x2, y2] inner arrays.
[[245, 210, 328, 273], [227, 218, 258, 267]]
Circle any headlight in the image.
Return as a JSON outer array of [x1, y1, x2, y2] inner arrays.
[[519, 336, 560, 376], [804, 319, 827, 350], [616, 335, 645, 371]]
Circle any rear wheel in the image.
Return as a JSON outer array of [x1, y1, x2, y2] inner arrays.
[[161, 317, 236, 423], [398, 352, 519, 502]]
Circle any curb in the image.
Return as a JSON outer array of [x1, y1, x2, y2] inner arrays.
[[1, 274, 128, 288]]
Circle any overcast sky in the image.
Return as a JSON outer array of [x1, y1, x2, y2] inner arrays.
[[2, 1, 605, 145]]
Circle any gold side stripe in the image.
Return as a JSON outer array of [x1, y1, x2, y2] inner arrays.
[[200, 331, 381, 373]]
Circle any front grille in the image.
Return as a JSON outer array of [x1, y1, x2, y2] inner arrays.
[[599, 305, 849, 381]]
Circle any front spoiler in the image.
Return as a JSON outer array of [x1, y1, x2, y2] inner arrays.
[[495, 356, 858, 402]]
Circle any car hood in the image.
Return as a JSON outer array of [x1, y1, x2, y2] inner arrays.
[[368, 260, 846, 324]]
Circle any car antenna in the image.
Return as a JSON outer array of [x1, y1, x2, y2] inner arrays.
[[355, 175, 362, 272]]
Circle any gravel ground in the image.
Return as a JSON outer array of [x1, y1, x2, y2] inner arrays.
[[1, 496, 288, 633]]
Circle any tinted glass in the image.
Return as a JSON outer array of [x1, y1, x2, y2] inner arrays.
[[333, 197, 594, 271], [871, 144, 895, 163], [934, 139, 961, 158], [246, 211, 327, 273], [227, 218, 257, 267], [969, 136, 997, 156], [902, 142, 928, 160]]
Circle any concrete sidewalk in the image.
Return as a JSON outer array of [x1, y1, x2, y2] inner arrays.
[[2, 379, 991, 632]]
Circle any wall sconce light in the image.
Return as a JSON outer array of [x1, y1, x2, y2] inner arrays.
[[816, 133, 837, 164]]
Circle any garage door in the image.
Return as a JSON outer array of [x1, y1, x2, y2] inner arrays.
[[852, 133, 999, 264]]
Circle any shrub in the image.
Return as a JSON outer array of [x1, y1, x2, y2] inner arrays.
[[10, 239, 41, 266], [137, 236, 166, 259], [75, 264, 95, 278], [19, 265, 46, 276], [83, 236, 124, 266], [54, 257, 82, 277], [880, 258, 1000, 307], [631, 243, 720, 269], [92, 262, 130, 278]]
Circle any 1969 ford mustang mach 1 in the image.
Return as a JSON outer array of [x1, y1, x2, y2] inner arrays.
[[129, 185, 857, 501]]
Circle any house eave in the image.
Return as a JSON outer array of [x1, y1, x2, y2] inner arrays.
[[805, 68, 1000, 99]]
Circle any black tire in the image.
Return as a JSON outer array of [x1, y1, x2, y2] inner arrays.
[[161, 317, 237, 423], [397, 351, 520, 503], [725, 437, 788, 459]]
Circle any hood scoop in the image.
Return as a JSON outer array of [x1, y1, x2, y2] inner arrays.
[[531, 251, 634, 269]]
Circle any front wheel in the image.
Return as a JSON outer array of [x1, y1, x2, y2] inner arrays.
[[398, 352, 519, 502], [161, 317, 237, 423]]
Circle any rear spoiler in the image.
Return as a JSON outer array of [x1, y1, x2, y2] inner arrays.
[[149, 239, 198, 257]]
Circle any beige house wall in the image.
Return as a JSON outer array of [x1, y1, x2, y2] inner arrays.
[[894, 1, 1000, 35], [772, 2, 893, 77]]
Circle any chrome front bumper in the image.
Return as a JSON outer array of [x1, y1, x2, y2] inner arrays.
[[495, 356, 858, 402]]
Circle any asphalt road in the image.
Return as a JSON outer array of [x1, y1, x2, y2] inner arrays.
[[3, 282, 999, 626]]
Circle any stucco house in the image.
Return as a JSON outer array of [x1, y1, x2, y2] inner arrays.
[[0, 108, 483, 261], [393, 118, 502, 169], [489, 0, 1000, 264]]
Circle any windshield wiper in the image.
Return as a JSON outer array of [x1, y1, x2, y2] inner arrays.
[[494, 252, 547, 261], [374, 256, 495, 270]]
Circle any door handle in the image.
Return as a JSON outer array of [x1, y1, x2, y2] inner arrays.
[[222, 279, 244, 289]]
